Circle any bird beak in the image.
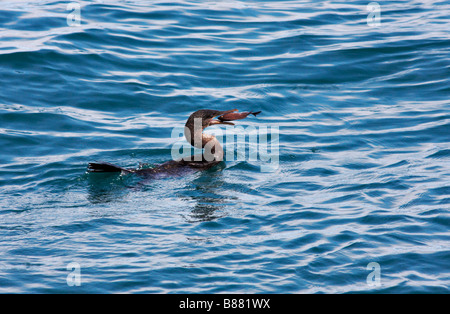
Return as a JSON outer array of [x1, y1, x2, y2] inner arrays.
[[209, 109, 237, 126]]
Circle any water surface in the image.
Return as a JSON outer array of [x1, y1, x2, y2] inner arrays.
[[0, 0, 449, 293]]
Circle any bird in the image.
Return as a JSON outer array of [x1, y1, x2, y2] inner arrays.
[[87, 109, 260, 178]]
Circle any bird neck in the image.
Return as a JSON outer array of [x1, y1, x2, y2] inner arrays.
[[203, 135, 223, 162], [184, 124, 223, 162]]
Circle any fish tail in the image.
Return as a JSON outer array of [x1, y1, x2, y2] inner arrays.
[[251, 111, 261, 117], [88, 162, 130, 173]]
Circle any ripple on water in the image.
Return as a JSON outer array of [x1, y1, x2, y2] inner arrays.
[[0, 0, 449, 293]]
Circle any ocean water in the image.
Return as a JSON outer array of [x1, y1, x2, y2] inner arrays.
[[0, 0, 449, 294]]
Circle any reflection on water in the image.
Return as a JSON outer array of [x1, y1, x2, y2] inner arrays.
[[184, 163, 228, 222], [87, 162, 229, 222], [86, 172, 132, 204]]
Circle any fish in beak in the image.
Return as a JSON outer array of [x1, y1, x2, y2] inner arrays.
[[209, 109, 238, 126]]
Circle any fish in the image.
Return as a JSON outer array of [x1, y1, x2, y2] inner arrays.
[[218, 110, 261, 122]]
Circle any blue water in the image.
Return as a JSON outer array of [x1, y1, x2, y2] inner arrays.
[[0, 0, 449, 293]]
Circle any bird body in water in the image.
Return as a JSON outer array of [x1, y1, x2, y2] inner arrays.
[[88, 109, 260, 177]]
